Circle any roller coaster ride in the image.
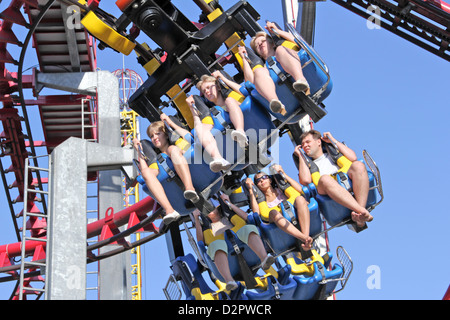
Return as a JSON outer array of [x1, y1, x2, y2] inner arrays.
[[0, 0, 448, 300]]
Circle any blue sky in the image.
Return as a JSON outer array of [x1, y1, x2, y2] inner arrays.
[[1, 0, 449, 300]]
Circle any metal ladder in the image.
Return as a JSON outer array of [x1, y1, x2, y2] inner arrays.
[[83, 98, 99, 299], [81, 97, 98, 142], [18, 155, 51, 300], [86, 178, 100, 299]]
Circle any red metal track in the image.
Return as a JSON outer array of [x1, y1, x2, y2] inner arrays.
[[425, 0, 450, 13], [330, 0, 450, 62], [0, 0, 99, 246], [443, 284, 450, 300], [0, 196, 158, 261], [0, 195, 159, 300], [0, 0, 160, 299]]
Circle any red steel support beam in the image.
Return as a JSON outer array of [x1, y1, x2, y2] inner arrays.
[[444, 284, 450, 300], [0, 196, 157, 259]]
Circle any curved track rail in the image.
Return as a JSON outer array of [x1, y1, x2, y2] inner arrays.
[[0, 0, 161, 299], [1, 0, 449, 300], [0, 194, 161, 282]]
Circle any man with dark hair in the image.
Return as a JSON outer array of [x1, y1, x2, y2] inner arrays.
[[295, 130, 373, 227]]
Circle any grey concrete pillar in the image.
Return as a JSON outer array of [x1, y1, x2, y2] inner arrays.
[[47, 138, 88, 300], [46, 138, 135, 299], [36, 71, 131, 299], [95, 72, 132, 300]]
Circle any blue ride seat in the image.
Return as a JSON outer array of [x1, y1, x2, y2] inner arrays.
[[242, 174, 322, 256], [171, 253, 245, 300], [190, 94, 277, 172], [308, 165, 378, 229], [245, 267, 298, 300], [293, 141, 381, 231], [136, 134, 223, 215], [247, 204, 321, 256], [247, 37, 332, 124], [292, 252, 343, 300]]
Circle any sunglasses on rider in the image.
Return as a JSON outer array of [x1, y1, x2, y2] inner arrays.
[[254, 175, 269, 184]]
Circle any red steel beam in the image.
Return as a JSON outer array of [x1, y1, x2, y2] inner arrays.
[[0, 196, 157, 259], [444, 284, 450, 300], [425, 0, 450, 13]]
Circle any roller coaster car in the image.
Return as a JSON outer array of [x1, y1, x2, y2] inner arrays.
[[244, 248, 349, 300], [190, 93, 277, 173], [246, 23, 332, 124], [176, 245, 352, 300], [194, 196, 298, 299], [122, 1, 264, 123], [135, 129, 223, 216], [168, 254, 298, 300], [166, 214, 353, 300], [294, 145, 383, 232]]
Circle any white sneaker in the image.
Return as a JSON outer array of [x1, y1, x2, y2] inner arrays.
[[162, 211, 181, 225], [293, 79, 310, 93], [209, 157, 231, 173], [269, 99, 286, 115], [231, 130, 248, 148], [225, 281, 238, 291], [183, 190, 199, 203]]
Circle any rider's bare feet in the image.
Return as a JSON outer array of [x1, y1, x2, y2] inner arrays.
[[351, 210, 373, 227]]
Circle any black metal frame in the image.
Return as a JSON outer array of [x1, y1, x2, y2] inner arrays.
[[126, 0, 263, 122], [331, 0, 450, 62]]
